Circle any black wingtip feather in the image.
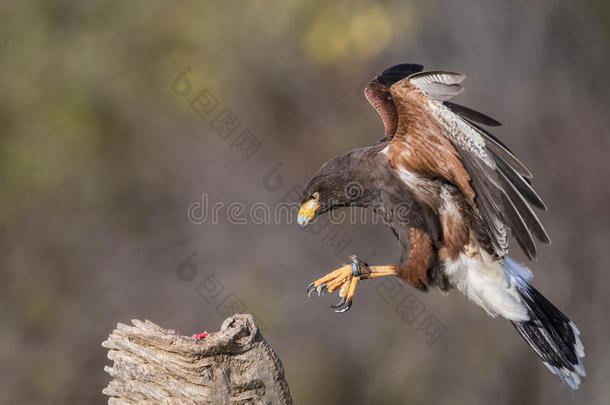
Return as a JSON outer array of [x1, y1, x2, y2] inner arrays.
[[443, 101, 502, 126], [377, 63, 424, 86], [465, 119, 533, 179], [498, 169, 551, 245], [494, 152, 547, 211]]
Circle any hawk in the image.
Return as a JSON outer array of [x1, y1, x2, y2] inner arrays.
[[297, 64, 585, 389]]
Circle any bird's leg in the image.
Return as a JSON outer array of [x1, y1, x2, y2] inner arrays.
[[306, 255, 397, 312]]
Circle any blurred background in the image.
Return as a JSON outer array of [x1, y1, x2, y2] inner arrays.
[[1, 1, 609, 404]]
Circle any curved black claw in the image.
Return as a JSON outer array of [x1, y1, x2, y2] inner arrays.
[[316, 283, 328, 296], [329, 296, 346, 308], [334, 300, 353, 313], [306, 282, 316, 297]]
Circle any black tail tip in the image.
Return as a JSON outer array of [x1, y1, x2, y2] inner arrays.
[[513, 319, 586, 389], [543, 320, 586, 390], [512, 282, 586, 389]]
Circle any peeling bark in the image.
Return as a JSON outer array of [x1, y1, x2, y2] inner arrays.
[[102, 314, 292, 404]]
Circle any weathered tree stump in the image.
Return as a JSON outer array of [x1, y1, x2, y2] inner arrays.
[[102, 314, 292, 404]]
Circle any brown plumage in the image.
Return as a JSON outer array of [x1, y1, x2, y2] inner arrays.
[[367, 65, 549, 261], [398, 227, 433, 289], [364, 80, 398, 138], [387, 81, 477, 207], [299, 63, 584, 389]]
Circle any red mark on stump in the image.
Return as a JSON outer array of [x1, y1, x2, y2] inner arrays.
[[192, 332, 208, 340]]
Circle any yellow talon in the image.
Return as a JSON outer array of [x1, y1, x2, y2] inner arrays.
[[313, 265, 351, 287], [327, 275, 349, 292], [307, 258, 398, 312], [346, 276, 360, 301]]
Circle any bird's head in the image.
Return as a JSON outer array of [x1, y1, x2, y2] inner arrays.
[[298, 153, 365, 229]]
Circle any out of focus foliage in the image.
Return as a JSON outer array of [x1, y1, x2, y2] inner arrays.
[[1, 1, 609, 404]]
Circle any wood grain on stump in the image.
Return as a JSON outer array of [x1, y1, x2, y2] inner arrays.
[[102, 314, 292, 404]]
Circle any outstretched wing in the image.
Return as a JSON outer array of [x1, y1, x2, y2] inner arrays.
[[365, 64, 502, 139], [385, 69, 549, 260], [364, 64, 423, 138]]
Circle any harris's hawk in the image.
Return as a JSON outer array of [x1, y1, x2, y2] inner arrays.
[[298, 64, 585, 389]]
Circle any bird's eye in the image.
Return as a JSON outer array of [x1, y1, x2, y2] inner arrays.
[[311, 192, 320, 202]]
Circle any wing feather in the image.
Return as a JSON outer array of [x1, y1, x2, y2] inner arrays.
[[384, 69, 548, 259], [467, 119, 533, 178], [497, 169, 551, 244], [493, 151, 546, 210], [499, 186, 537, 260], [409, 71, 465, 101], [409, 71, 466, 85], [364, 82, 398, 138], [460, 140, 538, 259], [364, 64, 424, 138], [376, 64, 424, 86], [443, 101, 502, 126], [418, 82, 464, 101], [458, 149, 510, 256]]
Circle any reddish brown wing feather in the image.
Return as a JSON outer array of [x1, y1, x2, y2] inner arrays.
[[386, 75, 549, 260], [364, 64, 424, 139], [364, 80, 398, 138], [387, 81, 477, 207], [363, 65, 547, 260]]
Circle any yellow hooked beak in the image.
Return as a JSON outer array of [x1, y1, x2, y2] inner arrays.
[[298, 192, 320, 228]]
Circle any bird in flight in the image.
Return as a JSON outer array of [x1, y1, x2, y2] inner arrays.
[[297, 64, 585, 389]]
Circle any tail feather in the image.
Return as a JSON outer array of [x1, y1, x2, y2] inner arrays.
[[503, 257, 586, 389]]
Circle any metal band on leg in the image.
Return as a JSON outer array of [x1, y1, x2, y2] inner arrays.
[[351, 262, 359, 277]]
